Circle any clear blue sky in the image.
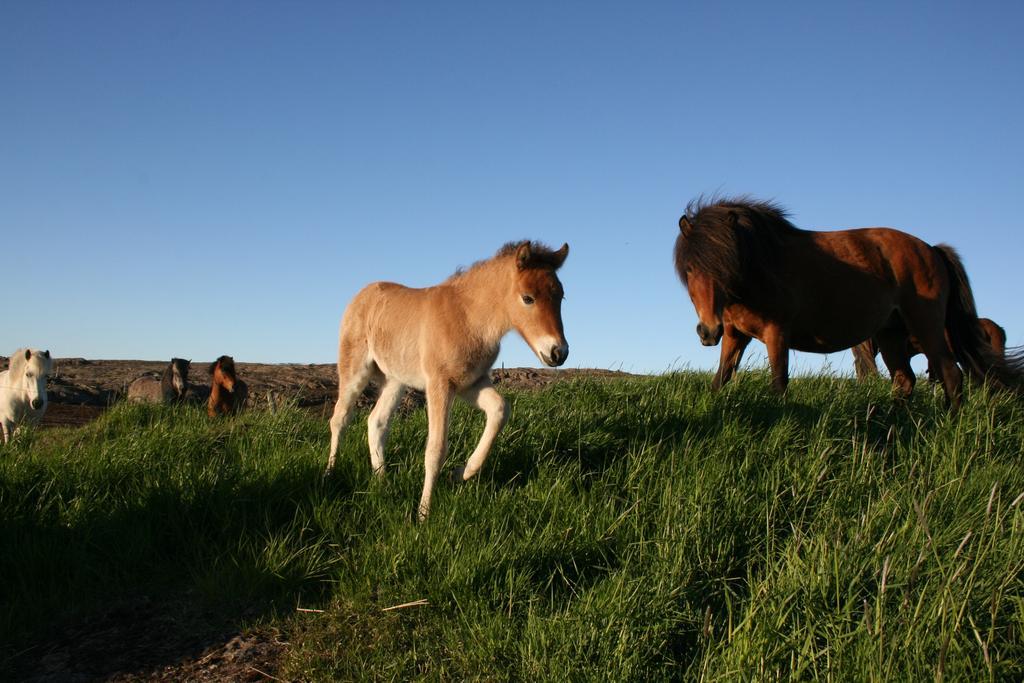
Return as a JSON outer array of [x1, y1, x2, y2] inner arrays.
[[3, 1, 1022, 374]]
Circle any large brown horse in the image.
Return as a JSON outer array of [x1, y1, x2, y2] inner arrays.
[[326, 240, 570, 520], [852, 317, 1007, 380], [674, 196, 1022, 410]]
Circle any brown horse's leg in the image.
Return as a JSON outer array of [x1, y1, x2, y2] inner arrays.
[[875, 331, 916, 400], [852, 340, 880, 381], [901, 301, 963, 410], [418, 380, 455, 521], [712, 325, 751, 390], [915, 334, 962, 411], [763, 326, 789, 393]]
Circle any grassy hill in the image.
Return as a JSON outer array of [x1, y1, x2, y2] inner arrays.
[[2, 372, 1022, 680]]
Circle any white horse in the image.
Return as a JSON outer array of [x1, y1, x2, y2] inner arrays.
[[326, 240, 570, 520], [0, 348, 53, 444]]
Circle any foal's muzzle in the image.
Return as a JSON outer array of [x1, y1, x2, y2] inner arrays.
[[543, 343, 569, 367], [697, 323, 723, 346]]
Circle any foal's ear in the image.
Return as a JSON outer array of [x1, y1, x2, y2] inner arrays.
[[24, 349, 32, 361], [516, 242, 533, 271], [43, 350, 50, 359], [679, 215, 692, 236], [552, 243, 569, 269]]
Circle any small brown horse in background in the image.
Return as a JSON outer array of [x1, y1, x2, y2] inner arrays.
[[326, 240, 570, 520], [853, 317, 1007, 380], [208, 355, 247, 417], [674, 196, 1023, 410]]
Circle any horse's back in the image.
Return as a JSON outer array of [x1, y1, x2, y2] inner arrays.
[[127, 375, 167, 403], [342, 281, 433, 338], [979, 318, 1007, 356], [765, 227, 949, 352], [813, 226, 934, 272], [339, 280, 464, 388], [810, 226, 951, 302]]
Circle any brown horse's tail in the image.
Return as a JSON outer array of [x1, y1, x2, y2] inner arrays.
[[935, 244, 1024, 391]]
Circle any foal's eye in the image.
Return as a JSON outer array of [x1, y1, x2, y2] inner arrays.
[[521, 294, 535, 305]]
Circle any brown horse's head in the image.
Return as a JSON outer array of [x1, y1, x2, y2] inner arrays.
[[209, 355, 237, 392], [675, 196, 795, 346], [676, 214, 729, 345], [506, 241, 570, 367]]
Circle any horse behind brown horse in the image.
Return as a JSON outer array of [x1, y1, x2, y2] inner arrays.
[[853, 317, 1007, 380], [208, 355, 247, 417], [127, 358, 190, 404], [674, 196, 1023, 410]]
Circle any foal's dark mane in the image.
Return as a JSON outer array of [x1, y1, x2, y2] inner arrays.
[[453, 240, 564, 278], [494, 240, 565, 269], [674, 196, 802, 298]]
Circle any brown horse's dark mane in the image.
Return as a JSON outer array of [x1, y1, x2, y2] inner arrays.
[[675, 196, 802, 298], [208, 355, 236, 379]]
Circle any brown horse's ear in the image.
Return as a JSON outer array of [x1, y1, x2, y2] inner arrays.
[[516, 242, 533, 271], [728, 210, 739, 228], [24, 349, 31, 361], [552, 243, 569, 269], [679, 215, 692, 236]]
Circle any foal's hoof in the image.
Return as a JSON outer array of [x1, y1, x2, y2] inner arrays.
[[449, 466, 467, 484]]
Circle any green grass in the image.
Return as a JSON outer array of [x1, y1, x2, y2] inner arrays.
[[2, 372, 1023, 680]]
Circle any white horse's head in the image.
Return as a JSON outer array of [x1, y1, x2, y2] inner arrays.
[[11, 349, 53, 411]]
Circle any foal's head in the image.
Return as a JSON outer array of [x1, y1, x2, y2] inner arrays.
[[209, 355, 238, 392], [505, 241, 570, 367]]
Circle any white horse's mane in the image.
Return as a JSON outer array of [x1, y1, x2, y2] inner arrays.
[[4, 349, 50, 380]]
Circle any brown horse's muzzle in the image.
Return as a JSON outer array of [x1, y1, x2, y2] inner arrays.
[[697, 322, 723, 346]]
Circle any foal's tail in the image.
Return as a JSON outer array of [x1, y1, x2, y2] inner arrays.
[[935, 244, 1024, 392]]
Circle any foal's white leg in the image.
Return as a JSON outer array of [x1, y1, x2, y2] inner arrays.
[[367, 378, 405, 476], [454, 380, 508, 482], [1, 420, 10, 445], [417, 382, 454, 521]]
